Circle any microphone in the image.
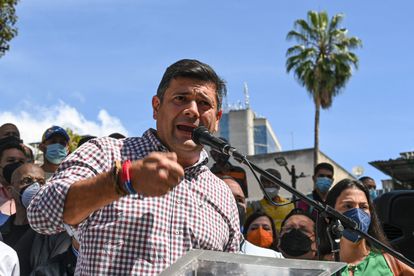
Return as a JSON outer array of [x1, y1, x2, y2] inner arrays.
[[192, 126, 243, 159]]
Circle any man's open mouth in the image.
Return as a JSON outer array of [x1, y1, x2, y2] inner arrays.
[[176, 124, 196, 133]]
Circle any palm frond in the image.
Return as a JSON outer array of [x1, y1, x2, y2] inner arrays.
[[286, 30, 308, 43], [329, 13, 344, 31]]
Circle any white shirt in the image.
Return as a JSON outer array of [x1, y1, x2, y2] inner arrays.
[[0, 241, 20, 276], [239, 239, 284, 258]]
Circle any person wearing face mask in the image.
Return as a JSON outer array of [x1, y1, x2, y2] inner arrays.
[[219, 175, 283, 258], [243, 211, 280, 252], [0, 141, 27, 216], [210, 139, 249, 197], [0, 163, 71, 275], [246, 168, 294, 232], [297, 162, 335, 219], [318, 178, 414, 275], [359, 176, 378, 201], [278, 208, 317, 260], [39, 126, 70, 180], [0, 123, 20, 140]]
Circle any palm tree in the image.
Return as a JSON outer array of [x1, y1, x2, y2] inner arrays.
[[286, 11, 362, 167]]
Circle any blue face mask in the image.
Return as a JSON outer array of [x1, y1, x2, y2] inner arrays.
[[315, 177, 333, 194], [20, 182, 41, 209], [369, 189, 377, 200], [45, 143, 68, 165], [342, 208, 371, 243]]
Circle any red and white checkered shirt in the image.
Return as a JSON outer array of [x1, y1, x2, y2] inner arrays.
[[28, 129, 241, 275]]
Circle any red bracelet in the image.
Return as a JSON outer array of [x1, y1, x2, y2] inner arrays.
[[121, 160, 136, 194]]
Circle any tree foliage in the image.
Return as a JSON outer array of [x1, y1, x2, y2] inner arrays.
[[0, 0, 19, 57], [285, 11, 362, 166], [65, 128, 81, 153]]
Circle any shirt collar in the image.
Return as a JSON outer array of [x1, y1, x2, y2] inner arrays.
[[143, 128, 209, 170]]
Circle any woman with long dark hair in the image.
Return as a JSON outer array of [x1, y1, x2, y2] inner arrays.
[[318, 178, 414, 275], [243, 211, 279, 252]]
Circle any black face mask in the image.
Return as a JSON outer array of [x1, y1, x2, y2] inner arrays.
[[279, 228, 312, 257], [237, 203, 246, 228], [0, 136, 22, 147], [2, 162, 23, 184]]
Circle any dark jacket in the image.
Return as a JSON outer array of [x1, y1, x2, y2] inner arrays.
[[0, 215, 72, 276]]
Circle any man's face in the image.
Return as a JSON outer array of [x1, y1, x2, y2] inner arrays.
[[152, 77, 222, 166], [40, 134, 69, 152], [280, 215, 315, 238], [279, 215, 316, 259], [8, 165, 45, 203], [262, 178, 280, 190], [313, 168, 334, 182], [223, 178, 246, 211], [0, 148, 27, 183], [362, 179, 376, 190], [0, 125, 19, 139]]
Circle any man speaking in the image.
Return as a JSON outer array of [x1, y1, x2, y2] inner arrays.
[[28, 59, 240, 275]]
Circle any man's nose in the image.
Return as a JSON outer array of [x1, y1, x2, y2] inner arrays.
[[184, 100, 200, 118]]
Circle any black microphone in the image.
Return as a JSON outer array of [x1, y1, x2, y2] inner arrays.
[[192, 126, 243, 159]]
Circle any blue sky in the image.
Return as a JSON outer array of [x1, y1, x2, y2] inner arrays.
[[1, 0, 413, 188]]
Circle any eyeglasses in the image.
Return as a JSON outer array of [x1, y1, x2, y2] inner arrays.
[[20, 176, 45, 186]]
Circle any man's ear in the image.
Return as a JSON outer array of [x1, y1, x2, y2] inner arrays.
[[5, 185, 13, 195], [152, 96, 161, 120], [213, 109, 223, 132], [39, 142, 46, 153]]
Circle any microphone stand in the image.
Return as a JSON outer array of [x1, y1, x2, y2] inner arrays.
[[229, 150, 414, 269]]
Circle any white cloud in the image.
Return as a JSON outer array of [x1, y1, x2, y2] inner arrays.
[[0, 101, 128, 143]]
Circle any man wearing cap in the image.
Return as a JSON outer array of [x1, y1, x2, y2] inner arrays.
[[39, 126, 70, 180]]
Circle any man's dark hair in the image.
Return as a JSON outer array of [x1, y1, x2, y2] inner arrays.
[[156, 59, 227, 111], [108, 133, 125, 139], [77, 135, 97, 148], [0, 141, 25, 160], [314, 162, 334, 175], [359, 176, 374, 182], [260, 168, 281, 183], [0, 135, 22, 147], [281, 208, 315, 230], [0, 123, 20, 138]]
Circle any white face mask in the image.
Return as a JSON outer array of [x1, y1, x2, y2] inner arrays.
[[264, 187, 279, 198]]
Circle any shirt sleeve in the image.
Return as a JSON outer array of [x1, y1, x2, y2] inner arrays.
[[27, 138, 121, 235]]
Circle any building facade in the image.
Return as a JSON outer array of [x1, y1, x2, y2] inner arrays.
[[217, 108, 282, 156]]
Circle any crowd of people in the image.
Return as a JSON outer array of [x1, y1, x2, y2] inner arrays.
[[1, 59, 413, 275]]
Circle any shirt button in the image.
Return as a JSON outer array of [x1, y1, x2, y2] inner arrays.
[[175, 230, 181, 235], [176, 200, 182, 204]]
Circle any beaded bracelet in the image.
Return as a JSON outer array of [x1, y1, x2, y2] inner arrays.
[[121, 160, 137, 194]]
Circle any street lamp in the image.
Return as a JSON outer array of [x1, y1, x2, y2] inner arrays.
[[274, 156, 307, 202]]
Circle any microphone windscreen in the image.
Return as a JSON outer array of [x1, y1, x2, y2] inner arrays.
[[192, 126, 209, 145]]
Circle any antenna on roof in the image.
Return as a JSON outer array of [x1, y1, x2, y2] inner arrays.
[[243, 82, 250, 109]]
